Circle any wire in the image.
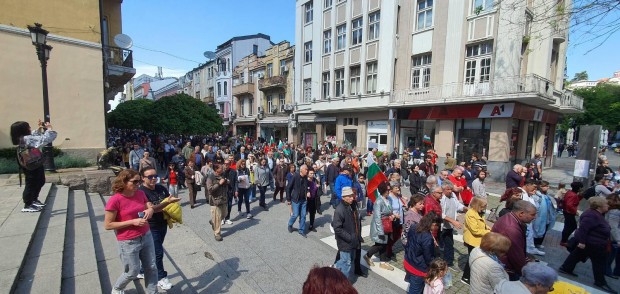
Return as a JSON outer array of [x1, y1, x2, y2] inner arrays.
[[133, 58, 188, 73], [133, 44, 202, 64]]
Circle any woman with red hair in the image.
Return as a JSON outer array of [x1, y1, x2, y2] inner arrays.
[[302, 266, 358, 294]]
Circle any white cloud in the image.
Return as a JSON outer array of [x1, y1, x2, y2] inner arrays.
[[134, 65, 188, 78]]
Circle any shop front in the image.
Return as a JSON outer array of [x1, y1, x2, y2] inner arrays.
[[259, 117, 288, 142], [400, 102, 560, 179], [367, 120, 389, 152]]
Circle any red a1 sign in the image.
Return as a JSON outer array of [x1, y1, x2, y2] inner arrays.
[[478, 103, 515, 118]]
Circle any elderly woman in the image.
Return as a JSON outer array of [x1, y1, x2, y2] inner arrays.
[[461, 197, 491, 284], [559, 196, 615, 293], [104, 169, 157, 294], [494, 262, 558, 294], [386, 182, 405, 260], [469, 232, 511, 293], [364, 182, 394, 271]]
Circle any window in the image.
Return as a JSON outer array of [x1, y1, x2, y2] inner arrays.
[[472, 0, 494, 14], [223, 81, 227, 95], [335, 69, 344, 97], [267, 95, 273, 112], [219, 103, 225, 113], [464, 41, 493, 84], [249, 98, 253, 115], [325, 0, 332, 8], [350, 66, 361, 95], [368, 12, 380, 40], [305, 1, 313, 24], [411, 54, 432, 89], [279, 93, 286, 110], [322, 72, 331, 99], [323, 30, 332, 54], [366, 62, 377, 93], [303, 79, 312, 102], [336, 24, 346, 50], [351, 18, 363, 45], [280, 60, 286, 75], [304, 41, 313, 63], [416, 0, 433, 30], [267, 63, 273, 77], [217, 82, 221, 96], [240, 99, 245, 116], [195, 91, 200, 99]]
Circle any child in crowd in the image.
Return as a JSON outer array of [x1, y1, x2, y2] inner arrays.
[[424, 258, 448, 294], [555, 183, 566, 214], [355, 174, 367, 210], [163, 162, 179, 198]]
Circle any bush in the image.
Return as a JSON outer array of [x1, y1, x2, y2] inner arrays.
[[0, 147, 63, 159], [0, 155, 92, 174]]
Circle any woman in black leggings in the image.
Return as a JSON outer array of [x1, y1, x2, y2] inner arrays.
[[364, 182, 394, 271]]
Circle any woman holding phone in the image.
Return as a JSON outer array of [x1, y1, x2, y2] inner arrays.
[[104, 169, 158, 294]]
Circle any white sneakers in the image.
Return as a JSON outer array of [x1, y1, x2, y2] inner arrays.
[[528, 248, 546, 256], [225, 219, 233, 225], [158, 277, 172, 290], [246, 213, 253, 219], [111, 288, 125, 294]]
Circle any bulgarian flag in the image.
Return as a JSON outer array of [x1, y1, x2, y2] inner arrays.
[[366, 155, 388, 203]]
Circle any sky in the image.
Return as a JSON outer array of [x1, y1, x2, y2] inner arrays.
[[119, 0, 618, 82]]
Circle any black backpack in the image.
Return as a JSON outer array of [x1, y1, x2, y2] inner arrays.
[[582, 185, 596, 200]]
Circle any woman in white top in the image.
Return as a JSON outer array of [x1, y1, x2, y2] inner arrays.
[[469, 232, 510, 294]]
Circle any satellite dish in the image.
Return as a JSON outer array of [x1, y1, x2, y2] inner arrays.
[[204, 51, 215, 60], [114, 34, 133, 49]]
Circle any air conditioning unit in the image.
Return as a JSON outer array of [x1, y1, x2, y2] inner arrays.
[[284, 103, 294, 111], [258, 106, 264, 114], [257, 113, 264, 120], [288, 121, 298, 129], [289, 113, 297, 121]]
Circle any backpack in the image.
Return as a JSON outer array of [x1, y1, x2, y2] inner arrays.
[[582, 185, 596, 200], [16, 145, 44, 171]]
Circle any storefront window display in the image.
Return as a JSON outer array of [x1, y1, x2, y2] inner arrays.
[[344, 130, 357, 149], [455, 119, 490, 164], [525, 121, 536, 160], [400, 120, 436, 152]]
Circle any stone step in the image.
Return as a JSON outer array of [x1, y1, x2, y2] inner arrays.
[[14, 184, 69, 294], [60, 190, 101, 294], [0, 183, 53, 293]]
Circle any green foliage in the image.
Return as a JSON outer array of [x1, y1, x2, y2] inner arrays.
[[563, 84, 620, 131], [474, 5, 483, 15], [0, 147, 63, 159], [106, 94, 224, 135], [106, 99, 153, 130], [0, 154, 91, 174], [571, 71, 589, 82]]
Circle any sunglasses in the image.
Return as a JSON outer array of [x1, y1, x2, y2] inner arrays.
[[129, 179, 142, 185], [144, 175, 158, 180]]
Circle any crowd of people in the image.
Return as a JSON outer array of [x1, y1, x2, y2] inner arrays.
[[97, 128, 620, 294]]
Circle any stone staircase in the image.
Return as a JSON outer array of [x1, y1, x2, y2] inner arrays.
[[1, 183, 139, 294]]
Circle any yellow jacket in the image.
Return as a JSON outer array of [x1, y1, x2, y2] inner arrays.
[[463, 209, 490, 247], [161, 197, 183, 228]]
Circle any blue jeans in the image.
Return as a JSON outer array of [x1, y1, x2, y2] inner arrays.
[[288, 200, 307, 234], [237, 188, 250, 213], [335, 250, 355, 279], [248, 184, 256, 202], [607, 243, 620, 276], [407, 274, 425, 294], [439, 228, 455, 266], [131, 162, 139, 171], [367, 198, 374, 213], [114, 231, 157, 293], [150, 225, 168, 280]]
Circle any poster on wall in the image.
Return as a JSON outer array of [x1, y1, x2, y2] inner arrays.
[[304, 133, 318, 149]]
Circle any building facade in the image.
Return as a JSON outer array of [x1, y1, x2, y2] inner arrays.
[[0, 0, 135, 157], [295, 0, 583, 178]]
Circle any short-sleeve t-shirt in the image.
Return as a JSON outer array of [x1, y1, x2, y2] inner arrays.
[[105, 191, 150, 241]]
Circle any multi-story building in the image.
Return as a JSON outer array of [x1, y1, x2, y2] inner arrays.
[[179, 60, 217, 104], [256, 41, 295, 141], [295, 0, 584, 178], [0, 0, 135, 157], [214, 34, 273, 128], [232, 53, 262, 138]]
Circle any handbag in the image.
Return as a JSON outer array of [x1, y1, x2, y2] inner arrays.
[[382, 216, 393, 233], [487, 204, 502, 222]]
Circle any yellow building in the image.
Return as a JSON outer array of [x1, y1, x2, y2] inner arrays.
[[0, 0, 135, 158]]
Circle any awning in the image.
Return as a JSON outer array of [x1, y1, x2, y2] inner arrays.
[[259, 118, 288, 124], [298, 115, 337, 123]]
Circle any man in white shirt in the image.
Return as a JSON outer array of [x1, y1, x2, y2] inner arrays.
[[518, 179, 545, 256], [440, 181, 467, 269]]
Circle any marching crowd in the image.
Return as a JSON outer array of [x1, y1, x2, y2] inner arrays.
[[98, 129, 620, 294]]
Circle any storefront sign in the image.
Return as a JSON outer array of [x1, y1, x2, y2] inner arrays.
[[478, 103, 515, 118], [367, 120, 388, 133]]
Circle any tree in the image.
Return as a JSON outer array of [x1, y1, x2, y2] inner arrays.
[[106, 99, 153, 130], [563, 84, 620, 132], [106, 94, 224, 135], [147, 94, 224, 135], [571, 71, 589, 82]]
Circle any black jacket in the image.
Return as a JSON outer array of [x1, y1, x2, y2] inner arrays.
[[332, 201, 362, 251], [326, 164, 340, 185], [286, 172, 308, 203]]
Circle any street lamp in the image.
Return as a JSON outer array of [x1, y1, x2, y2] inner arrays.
[[27, 23, 56, 171]]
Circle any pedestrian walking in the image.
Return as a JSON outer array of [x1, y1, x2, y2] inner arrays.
[[332, 186, 362, 279], [287, 164, 310, 237], [206, 163, 229, 241]]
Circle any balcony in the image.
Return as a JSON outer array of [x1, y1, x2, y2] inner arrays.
[[104, 45, 136, 91], [390, 74, 566, 109], [258, 76, 287, 91], [203, 96, 215, 104], [553, 90, 584, 114], [232, 83, 255, 96]]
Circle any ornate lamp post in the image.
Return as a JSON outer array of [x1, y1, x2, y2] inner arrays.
[[27, 23, 56, 171]]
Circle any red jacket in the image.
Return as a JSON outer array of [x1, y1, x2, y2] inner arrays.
[[491, 212, 526, 275], [563, 190, 582, 215], [424, 195, 442, 217]]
